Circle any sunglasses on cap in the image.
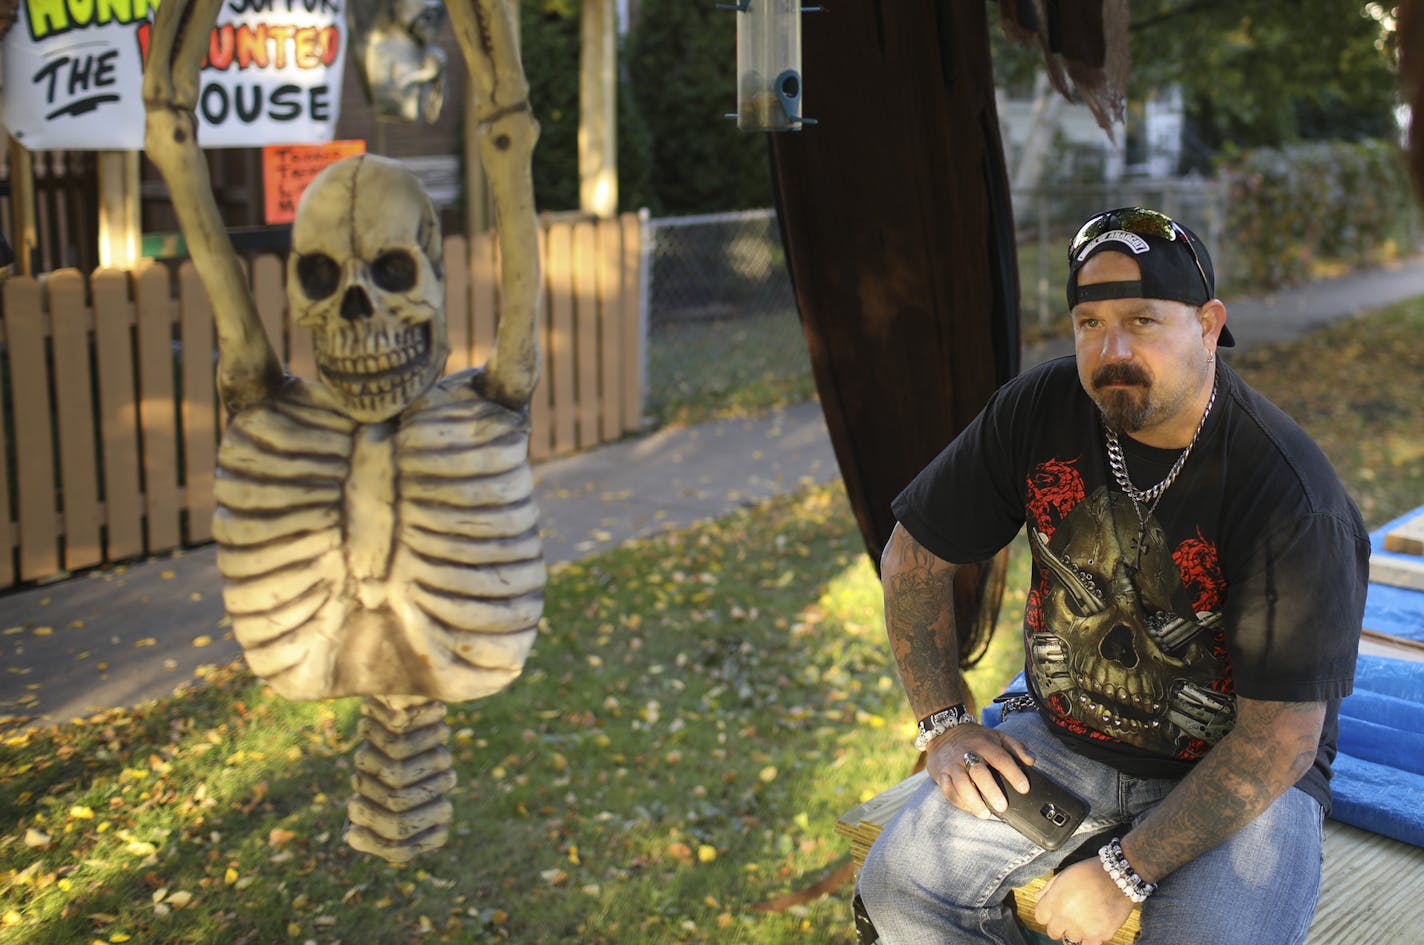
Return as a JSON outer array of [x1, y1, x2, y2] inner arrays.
[[1068, 207, 1212, 303]]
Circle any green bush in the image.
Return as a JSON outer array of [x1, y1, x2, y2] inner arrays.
[[520, 1, 656, 214], [1219, 139, 1414, 289], [624, 0, 774, 215]]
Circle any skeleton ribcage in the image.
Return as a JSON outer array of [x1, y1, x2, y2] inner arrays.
[[212, 375, 544, 703]]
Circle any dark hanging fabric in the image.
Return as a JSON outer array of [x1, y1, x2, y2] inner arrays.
[[769, 1, 1020, 667], [1400, 1, 1424, 204]]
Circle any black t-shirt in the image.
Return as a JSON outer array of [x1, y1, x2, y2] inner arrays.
[[892, 357, 1368, 809]]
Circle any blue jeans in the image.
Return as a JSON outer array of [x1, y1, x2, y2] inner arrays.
[[858, 711, 1325, 945]]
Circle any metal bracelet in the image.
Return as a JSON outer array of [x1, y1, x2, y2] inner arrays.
[[994, 693, 1036, 719], [913, 705, 978, 751]]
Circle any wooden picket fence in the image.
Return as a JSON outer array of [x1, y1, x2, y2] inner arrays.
[[0, 212, 645, 590]]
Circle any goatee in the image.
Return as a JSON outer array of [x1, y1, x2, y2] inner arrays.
[[1092, 363, 1152, 433]]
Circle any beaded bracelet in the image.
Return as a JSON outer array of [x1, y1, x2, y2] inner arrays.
[[1098, 837, 1158, 903]]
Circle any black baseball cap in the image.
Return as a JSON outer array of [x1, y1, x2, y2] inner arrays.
[[1066, 207, 1234, 347]]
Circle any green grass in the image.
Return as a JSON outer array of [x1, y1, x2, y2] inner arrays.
[[0, 484, 1027, 945], [4, 292, 1424, 944], [645, 310, 818, 429]]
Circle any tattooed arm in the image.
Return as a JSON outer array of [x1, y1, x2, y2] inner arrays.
[[881, 522, 967, 719], [882, 523, 1035, 816], [1121, 696, 1325, 881], [1034, 696, 1325, 944]]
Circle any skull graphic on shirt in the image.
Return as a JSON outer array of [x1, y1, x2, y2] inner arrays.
[[1027, 487, 1235, 755]]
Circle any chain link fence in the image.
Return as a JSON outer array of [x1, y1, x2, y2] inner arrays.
[[645, 209, 796, 331], [644, 179, 1234, 336]]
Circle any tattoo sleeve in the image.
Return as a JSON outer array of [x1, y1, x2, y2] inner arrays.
[[882, 523, 965, 719], [1122, 696, 1326, 883]]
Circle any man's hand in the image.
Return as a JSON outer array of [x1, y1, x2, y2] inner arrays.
[[925, 722, 1035, 818], [1034, 858, 1134, 945]]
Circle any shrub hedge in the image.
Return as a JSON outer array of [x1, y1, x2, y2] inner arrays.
[[1220, 139, 1415, 290]]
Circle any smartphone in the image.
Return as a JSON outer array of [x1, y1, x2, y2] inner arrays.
[[988, 766, 1089, 851]]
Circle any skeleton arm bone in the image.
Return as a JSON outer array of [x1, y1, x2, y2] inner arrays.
[[444, 0, 541, 409], [142, 0, 283, 413]]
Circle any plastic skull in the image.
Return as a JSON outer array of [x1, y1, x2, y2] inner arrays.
[[288, 154, 449, 422], [1027, 488, 1233, 753]]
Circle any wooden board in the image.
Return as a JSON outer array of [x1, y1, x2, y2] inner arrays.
[[837, 775, 1424, 944], [48, 271, 102, 571], [1383, 512, 1424, 556], [1369, 553, 1424, 592]]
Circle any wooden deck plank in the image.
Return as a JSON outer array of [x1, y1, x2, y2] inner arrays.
[[1369, 553, 1424, 592], [1383, 511, 1424, 556]]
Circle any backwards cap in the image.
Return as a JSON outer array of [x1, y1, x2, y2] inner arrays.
[[1066, 211, 1234, 347]]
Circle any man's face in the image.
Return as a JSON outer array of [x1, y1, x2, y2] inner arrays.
[[1071, 251, 1217, 445]]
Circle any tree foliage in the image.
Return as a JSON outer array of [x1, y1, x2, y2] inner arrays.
[[623, 0, 774, 215], [990, 1, 1400, 167], [519, 0, 655, 214], [1131, 1, 1399, 161]]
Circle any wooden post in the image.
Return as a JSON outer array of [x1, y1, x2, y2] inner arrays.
[[7, 138, 38, 276], [579, 0, 617, 218], [97, 151, 143, 270]]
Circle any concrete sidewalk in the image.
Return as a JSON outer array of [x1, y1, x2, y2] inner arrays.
[[5, 255, 1424, 731]]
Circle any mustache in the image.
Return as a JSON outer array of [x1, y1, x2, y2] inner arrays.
[[1092, 363, 1151, 388]]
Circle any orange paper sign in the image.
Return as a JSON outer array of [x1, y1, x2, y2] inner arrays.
[[263, 141, 367, 225]]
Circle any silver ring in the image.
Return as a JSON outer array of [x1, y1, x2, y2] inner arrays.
[[1063, 938, 1082, 945], [961, 751, 984, 770]]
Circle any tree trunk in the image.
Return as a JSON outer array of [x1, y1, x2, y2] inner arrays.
[[770, 1, 1020, 563]]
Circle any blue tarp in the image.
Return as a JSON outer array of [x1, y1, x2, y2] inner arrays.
[[1332, 653, 1424, 846], [1364, 507, 1424, 645]]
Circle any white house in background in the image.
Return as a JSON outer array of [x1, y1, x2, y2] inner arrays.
[[996, 81, 1186, 184]]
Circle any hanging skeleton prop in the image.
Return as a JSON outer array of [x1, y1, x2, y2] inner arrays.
[[143, 0, 542, 863], [349, 0, 449, 123]]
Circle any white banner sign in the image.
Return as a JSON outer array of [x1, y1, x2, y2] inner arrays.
[[1, 0, 349, 151]]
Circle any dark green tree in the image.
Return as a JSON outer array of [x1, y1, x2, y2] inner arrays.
[[519, 0, 655, 214], [988, 1, 1400, 171], [1132, 1, 1398, 165], [624, 0, 773, 214]]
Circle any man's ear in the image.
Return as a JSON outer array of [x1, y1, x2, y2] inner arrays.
[[1200, 299, 1228, 350]]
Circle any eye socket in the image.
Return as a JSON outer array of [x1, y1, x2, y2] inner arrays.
[[372, 250, 418, 293], [296, 253, 341, 301]]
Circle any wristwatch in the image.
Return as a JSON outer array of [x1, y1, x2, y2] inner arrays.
[[913, 703, 977, 751]]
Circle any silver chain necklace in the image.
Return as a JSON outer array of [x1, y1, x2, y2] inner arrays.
[[1105, 375, 1218, 554]]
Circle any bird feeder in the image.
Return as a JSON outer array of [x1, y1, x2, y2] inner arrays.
[[726, 0, 816, 131]]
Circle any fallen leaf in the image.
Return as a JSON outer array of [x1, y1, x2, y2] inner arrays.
[[191, 635, 212, 648], [268, 828, 297, 848], [24, 828, 52, 848]]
